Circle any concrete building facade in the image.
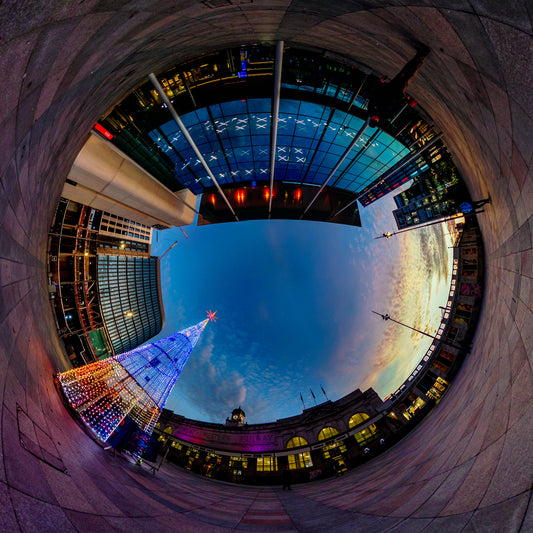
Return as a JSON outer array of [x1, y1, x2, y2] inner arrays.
[[63, 133, 197, 230]]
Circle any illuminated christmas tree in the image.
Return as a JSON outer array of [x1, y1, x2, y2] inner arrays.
[[58, 313, 216, 443]]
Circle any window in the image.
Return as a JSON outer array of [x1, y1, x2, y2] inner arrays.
[[229, 456, 246, 467], [186, 447, 199, 457], [286, 436, 313, 469], [288, 452, 313, 470], [318, 427, 346, 459], [256, 457, 278, 472], [287, 436, 308, 448], [318, 427, 339, 441], [97, 255, 162, 355], [348, 412, 379, 446], [158, 425, 173, 444], [321, 441, 347, 460], [426, 377, 449, 401], [348, 412, 369, 428]]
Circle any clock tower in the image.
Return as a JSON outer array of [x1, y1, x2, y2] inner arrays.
[[226, 407, 246, 426]]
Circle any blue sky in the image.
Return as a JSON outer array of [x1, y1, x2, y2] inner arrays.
[[151, 190, 453, 424]]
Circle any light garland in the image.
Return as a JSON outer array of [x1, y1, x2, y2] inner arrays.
[[58, 319, 209, 443]]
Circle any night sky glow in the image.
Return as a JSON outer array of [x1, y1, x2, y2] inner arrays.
[[151, 189, 453, 424]]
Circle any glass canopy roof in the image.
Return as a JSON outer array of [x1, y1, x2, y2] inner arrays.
[[148, 98, 409, 195]]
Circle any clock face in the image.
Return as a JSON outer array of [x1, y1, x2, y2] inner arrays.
[[233, 415, 239, 419]]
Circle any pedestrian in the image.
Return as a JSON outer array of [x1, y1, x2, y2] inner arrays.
[[460, 195, 492, 214], [282, 465, 292, 491], [369, 45, 430, 127]]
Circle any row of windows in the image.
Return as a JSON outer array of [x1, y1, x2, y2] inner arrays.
[[101, 220, 151, 233], [158, 413, 378, 472], [288, 451, 313, 470], [286, 413, 378, 451], [102, 212, 151, 230], [97, 255, 162, 354], [100, 214, 152, 243], [100, 273, 157, 283], [100, 227, 151, 241], [256, 457, 277, 472]]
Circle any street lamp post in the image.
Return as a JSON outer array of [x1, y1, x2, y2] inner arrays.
[[371, 311, 439, 341], [374, 213, 465, 239]]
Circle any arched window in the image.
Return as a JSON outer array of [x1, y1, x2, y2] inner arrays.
[[286, 436, 312, 470], [348, 412, 369, 428], [318, 427, 346, 463], [287, 436, 308, 448], [318, 427, 339, 441], [349, 412, 378, 446]]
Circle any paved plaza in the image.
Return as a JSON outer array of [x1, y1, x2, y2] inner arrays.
[[0, 1, 532, 531]]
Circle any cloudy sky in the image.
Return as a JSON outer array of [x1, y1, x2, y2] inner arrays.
[[151, 189, 453, 424]]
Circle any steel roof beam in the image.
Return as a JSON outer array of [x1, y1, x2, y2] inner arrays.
[[149, 73, 239, 221], [268, 41, 284, 217], [302, 116, 370, 217]]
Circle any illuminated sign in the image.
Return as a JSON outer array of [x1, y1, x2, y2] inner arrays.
[[94, 123, 113, 140]]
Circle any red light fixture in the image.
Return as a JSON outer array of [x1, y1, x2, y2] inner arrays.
[[235, 189, 246, 204], [94, 123, 113, 140]]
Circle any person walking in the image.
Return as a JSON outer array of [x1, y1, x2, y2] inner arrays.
[[282, 465, 292, 491], [460, 195, 492, 214]]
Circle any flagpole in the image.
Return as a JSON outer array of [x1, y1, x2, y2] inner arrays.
[[300, 393, 306, 410], [320, 384, 329, 401], [310, 388, 317, 406]]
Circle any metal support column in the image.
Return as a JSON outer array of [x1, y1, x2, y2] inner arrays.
[[346, 75, 367, 112], [149, 73, 239, 221], [268, 41, 284, 217]]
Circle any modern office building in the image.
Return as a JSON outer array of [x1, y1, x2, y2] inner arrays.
[[48, 198, 164, 365], [95, 45, 446, 225], [392, 186, 472, 231], [96, 254, 163, 355], [1, 3, 531, 531], [393, 152, 460, 210], [357, 134, 450, 207], [390, 153, 466, 229], [392, 189, 458, 229]]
